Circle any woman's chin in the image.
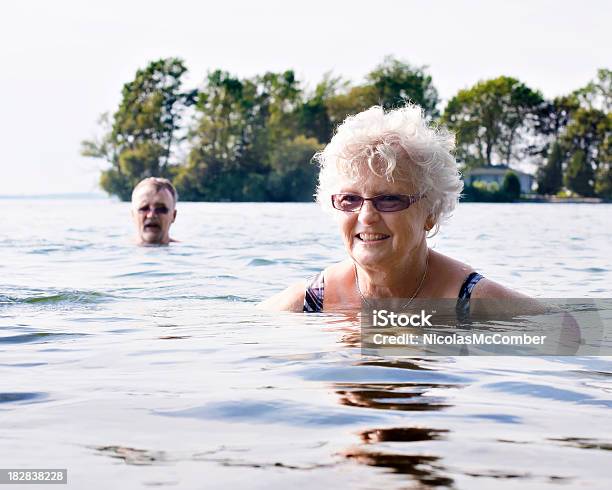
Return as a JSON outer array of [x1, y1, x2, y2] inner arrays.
[[351, 249, 391, 269]]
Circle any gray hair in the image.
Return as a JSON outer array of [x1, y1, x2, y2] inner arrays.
[[132, 177, 178, 204], [314, 105, 463, 235]]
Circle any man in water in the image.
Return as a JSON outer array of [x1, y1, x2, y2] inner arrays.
[[131, 177, 178, 245]]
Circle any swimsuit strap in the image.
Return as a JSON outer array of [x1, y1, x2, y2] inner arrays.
[[303, 271, 325, 313], [302, 269, 484, 317], [456, 272, 484, 322]]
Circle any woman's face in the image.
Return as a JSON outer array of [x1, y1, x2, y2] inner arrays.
[[333, 172, 430, 271]]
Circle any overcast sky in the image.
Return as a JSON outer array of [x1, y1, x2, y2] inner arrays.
[[0, 0, 609, 195]]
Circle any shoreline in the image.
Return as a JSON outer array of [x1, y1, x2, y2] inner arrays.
[[520, 195, 610, 204], [0, 194, 610, 204]]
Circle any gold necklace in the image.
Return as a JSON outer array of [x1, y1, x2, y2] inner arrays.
[[354, 250, 429, 309]]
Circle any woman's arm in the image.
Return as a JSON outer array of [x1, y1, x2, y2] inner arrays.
[[257, 282, 306, 312], [471, 277, 530, 300]]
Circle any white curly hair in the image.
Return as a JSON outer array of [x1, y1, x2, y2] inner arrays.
[[314, 104, 463, 236]]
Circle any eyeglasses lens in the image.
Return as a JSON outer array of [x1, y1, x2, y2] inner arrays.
[[373, 195, 407, 212], [332, 194, 414, 212], [333, 195, 363, 212]]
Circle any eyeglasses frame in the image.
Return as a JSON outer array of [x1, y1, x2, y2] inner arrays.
[[330, 193, 426, 213]]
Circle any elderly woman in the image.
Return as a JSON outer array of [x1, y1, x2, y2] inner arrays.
[[261, 105, 524, 312]]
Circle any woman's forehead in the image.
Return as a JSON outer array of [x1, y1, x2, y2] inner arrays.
[[337, 173, 417, 194]]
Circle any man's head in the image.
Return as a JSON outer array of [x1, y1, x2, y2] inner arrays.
[[131, 177, 178, 245]]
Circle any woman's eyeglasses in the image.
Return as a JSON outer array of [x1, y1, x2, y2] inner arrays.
[[331, 193, 424, 213]]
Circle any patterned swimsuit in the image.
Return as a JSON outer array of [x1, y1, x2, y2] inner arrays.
[[303, 270, 484, 321]]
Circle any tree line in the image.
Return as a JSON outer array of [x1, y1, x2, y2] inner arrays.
[[82, 57, 611, 201]]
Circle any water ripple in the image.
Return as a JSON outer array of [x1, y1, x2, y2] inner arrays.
[[0, 392, 48, 404], [486, 381, 611, 406], [1, 289, 111, 305], [156, 399, 383, 426], [0, 332, 89, 344]]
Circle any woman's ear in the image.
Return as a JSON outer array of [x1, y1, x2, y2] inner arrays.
[[424, 215, 435, 231]]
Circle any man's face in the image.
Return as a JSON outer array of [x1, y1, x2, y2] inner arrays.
[[131, 185, 177, 245]]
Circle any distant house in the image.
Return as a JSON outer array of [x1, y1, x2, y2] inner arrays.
[[463, 165, 535, 194]]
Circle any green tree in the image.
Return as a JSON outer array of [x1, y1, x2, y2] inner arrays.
[[595, 162, 612, 198], [181, 69, 308, 201], [325, 56, 440, 126], [502, 171, 522, 200], [541, 95, 581, 135], [82, 58, 195, 200], [565, 70, 611, 197], [561, 108, 610, 197], [81, 113, 117, 168], [254, 70, 303, 161], [266, 135, 321, 201], [366, 56, 440, 117], [575, 68, 611, 112], [443, 76, 545, 168], [325, 85, 379, 127], [532, 94, 580, 160], [536, 141, 564, 195], [534, 69, 610, 198], [176, 70, 254, 201], [297, 73, 344, 144], [565, 149, 595, 197]]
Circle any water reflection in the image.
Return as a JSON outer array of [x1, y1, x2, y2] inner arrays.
[[548, 437, 612, 451], [359, 359, 436, 371], [360, 427, 449, 444], [332, 355, 460, 487], [334, 382, 453, 412], [345, 450, 453, 487], [354, 426, 452, 485], [95, 445, 166, 465]]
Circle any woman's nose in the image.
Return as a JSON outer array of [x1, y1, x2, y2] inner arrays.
[[357, 200, 380, 224]]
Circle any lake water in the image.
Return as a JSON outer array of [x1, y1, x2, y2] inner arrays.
[[1, 200, 611, 489]]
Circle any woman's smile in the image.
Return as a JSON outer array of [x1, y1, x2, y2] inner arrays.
[[355, 232, 391, 243]]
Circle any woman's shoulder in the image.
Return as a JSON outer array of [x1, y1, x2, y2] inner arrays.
[[427, 251, 476, 296], [258, 281, 307, 312], [258, 261, 354, 312], [429, 250, 527, 299], [258, 265, 337, 312]]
